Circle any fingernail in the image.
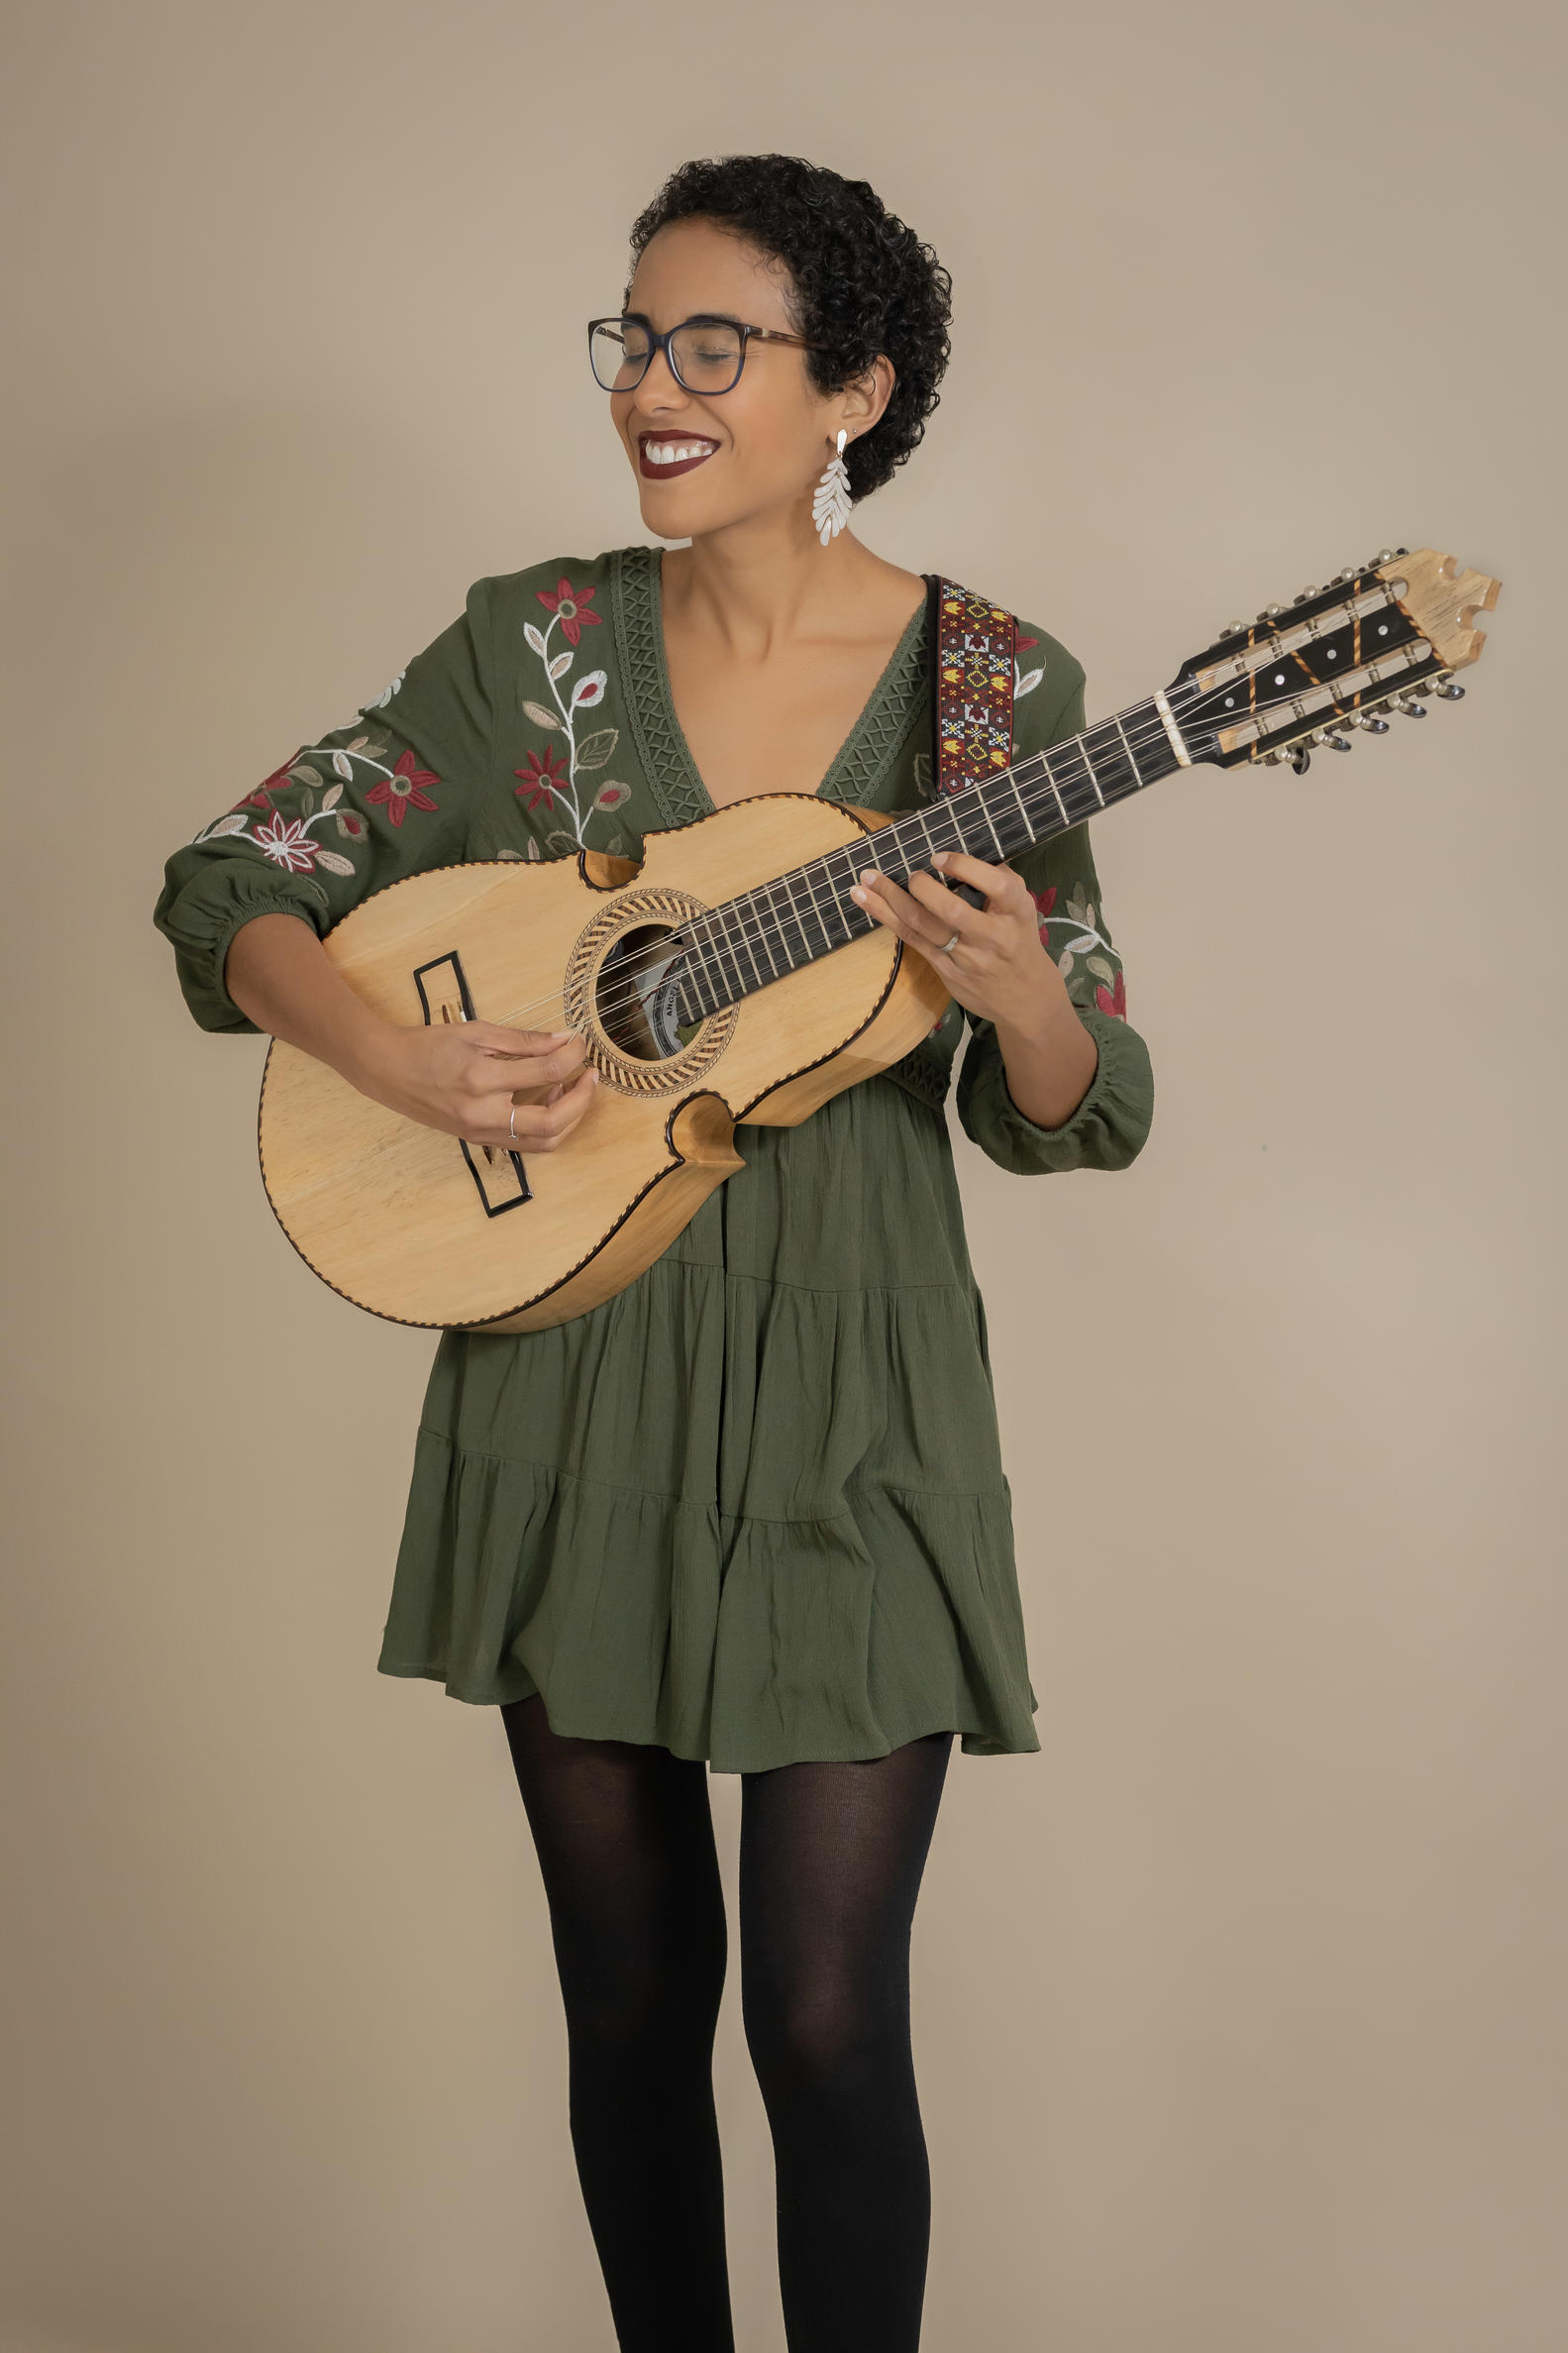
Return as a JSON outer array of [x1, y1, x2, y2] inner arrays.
[[850, 886, 866, 903], [550, 1029, 574, 1039]]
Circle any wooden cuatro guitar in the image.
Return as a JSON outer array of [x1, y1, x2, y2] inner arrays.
[[258, 547, 1501, 1333]]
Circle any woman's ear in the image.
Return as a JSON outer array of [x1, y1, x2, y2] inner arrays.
[[839, 353, 895, 438]]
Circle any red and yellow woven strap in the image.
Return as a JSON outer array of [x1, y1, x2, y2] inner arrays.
[[933, 579, 1016, 795]]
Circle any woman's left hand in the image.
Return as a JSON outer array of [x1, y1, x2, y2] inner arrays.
[[848, 848, 1066, 1035]]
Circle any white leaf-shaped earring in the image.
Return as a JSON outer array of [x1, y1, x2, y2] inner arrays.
[[811, 428, 853, 547]]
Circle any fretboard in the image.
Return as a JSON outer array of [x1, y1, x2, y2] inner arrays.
[[671, 694, 1183, 1024]]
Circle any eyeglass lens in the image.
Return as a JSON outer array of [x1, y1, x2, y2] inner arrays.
[[590, 319, 745, 393]]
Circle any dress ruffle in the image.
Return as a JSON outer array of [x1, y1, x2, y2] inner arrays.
[[376, 1078, 1042, 1772]]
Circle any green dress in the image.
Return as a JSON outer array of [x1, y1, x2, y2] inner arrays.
[[154, 546, 1155, 1771]]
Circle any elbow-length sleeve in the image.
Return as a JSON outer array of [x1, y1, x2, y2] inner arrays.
[[153, 580, 495, 1034], [954, 639, 1155, 1176]]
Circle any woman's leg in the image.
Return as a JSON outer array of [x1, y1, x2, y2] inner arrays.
[[738, 1730, 955, 2353], [501, 1693, 735, 2353]]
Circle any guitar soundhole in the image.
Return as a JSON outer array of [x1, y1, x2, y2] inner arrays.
[[564, 883, 737, 1099], [596, 922, 690, 1063]]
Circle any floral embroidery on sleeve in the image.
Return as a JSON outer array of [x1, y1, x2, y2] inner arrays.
[[515, 572, 632, 854], [1029, 883, 1127, 1018], [1013, 633, 1044, 700], [364, 747, 439, 826], [189, 727, 439, 878]]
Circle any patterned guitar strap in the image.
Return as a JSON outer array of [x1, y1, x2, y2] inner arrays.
[[899, 579, 1020, 1056], [929, 577, 1017, 796]]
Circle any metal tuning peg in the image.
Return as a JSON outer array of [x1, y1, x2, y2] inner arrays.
[[1399, 696, 1427, 718], [1289, 746, 1311, 776], [1293, 587, 1318, 604], [1258, 603, 1285, 621], [1435, 679, 1466, 701], [1374, 548, 1396, 565], [1220, 619, 1246, 638], [1334, 569, 1358, 585], [1363, 714, 1391, 734], [1325, 732, 1353, 752]]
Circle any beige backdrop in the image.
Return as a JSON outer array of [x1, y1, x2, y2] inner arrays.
[[4, 2, 1563, 2348]]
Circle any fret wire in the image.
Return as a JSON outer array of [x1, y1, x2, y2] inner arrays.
[[714, 900, 758, 996], [1114, 711, 1145, 787], [769, 875, 808, 969]]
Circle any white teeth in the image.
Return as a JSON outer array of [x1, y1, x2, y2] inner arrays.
[[646, 440, 714, 465]]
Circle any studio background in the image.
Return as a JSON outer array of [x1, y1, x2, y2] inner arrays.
[[4, 3, 1563, 2348]]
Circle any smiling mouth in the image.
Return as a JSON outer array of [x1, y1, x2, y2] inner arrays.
[[638, 434, 719, 481]]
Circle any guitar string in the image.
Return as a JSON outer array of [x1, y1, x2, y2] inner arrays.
[[484, 643, 1425, 1056], [477, 706, 1191, 1056], [459, 626, 1424, 1059], [563, 627, 1432, 1037]]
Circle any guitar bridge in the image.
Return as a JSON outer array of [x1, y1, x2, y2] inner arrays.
[[412, 950, 534, 1217]]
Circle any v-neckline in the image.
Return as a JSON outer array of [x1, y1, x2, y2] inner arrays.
[[634, 547, 931, 820]]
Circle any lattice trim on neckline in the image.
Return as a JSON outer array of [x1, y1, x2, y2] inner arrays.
[[612, 545, 710, 831]]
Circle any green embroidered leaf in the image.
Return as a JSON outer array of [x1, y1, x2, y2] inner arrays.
[[548, 651, 573, 681], [526, 837, 541, 860], [524, 623, 548, 658], [287, 763, 319, 788], [1087, 955, 1115, 983], [315, 850, 356, 877], [1057, 949, 1075, 977], [593, 780, 631, 809], [332, 750, 354, 780], [546, 828, 575, 856], [205, 812, 249, 838], [523, 700, 561, 731], [298, 788, 314, 816], [494, 846, 525, 860], [576, 728, 619, 772], [1063, 932, 1097, 955], [320, 782, 343, 812]]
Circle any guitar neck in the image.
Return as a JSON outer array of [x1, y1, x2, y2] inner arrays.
[[672, 693, 1187, 1023]]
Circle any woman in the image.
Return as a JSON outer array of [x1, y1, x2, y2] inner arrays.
[[154, 155, 1153, 2353]]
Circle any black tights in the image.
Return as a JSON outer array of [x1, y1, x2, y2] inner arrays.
[[501, 1693, 953, 2353]]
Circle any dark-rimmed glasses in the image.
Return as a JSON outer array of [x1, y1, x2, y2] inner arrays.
[[587, 313, 825, 396]]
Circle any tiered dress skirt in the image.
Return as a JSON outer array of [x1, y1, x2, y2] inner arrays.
[[377, 1072, 1041, 1772]]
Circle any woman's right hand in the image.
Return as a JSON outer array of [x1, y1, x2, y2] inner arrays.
[[351, 1018, 599, 1152]]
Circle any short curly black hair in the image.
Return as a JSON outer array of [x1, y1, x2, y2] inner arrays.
[[626, 154, 952, 503]]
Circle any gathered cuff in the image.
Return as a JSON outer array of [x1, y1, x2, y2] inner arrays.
[[155, 868, 328, 1034], [958, 1006, 1154, 1175]]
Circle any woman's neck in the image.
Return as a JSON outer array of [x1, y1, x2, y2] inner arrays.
[[661, 505, 922, 659]]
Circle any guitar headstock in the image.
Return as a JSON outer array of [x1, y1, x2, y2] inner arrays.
[[1165, 548, 1502, 773]]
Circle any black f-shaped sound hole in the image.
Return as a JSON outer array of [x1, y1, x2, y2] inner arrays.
[[412, 950, 534, 1217]]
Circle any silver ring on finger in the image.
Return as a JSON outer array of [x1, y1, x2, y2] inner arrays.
[[940, 929, 962, 955], [509, 1103, 519, 1140]]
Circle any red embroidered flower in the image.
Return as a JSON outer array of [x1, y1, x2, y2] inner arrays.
[[364, 748, 440, 826], [1030, 884, 1057, 933], [514, 744, 569, 811], [1016, 634, 1038, 653], [1095, 969, 1127, 1020], [536, 575, 602, 647], [252, 812, 319, 872], [234, 755, 299, 812]]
